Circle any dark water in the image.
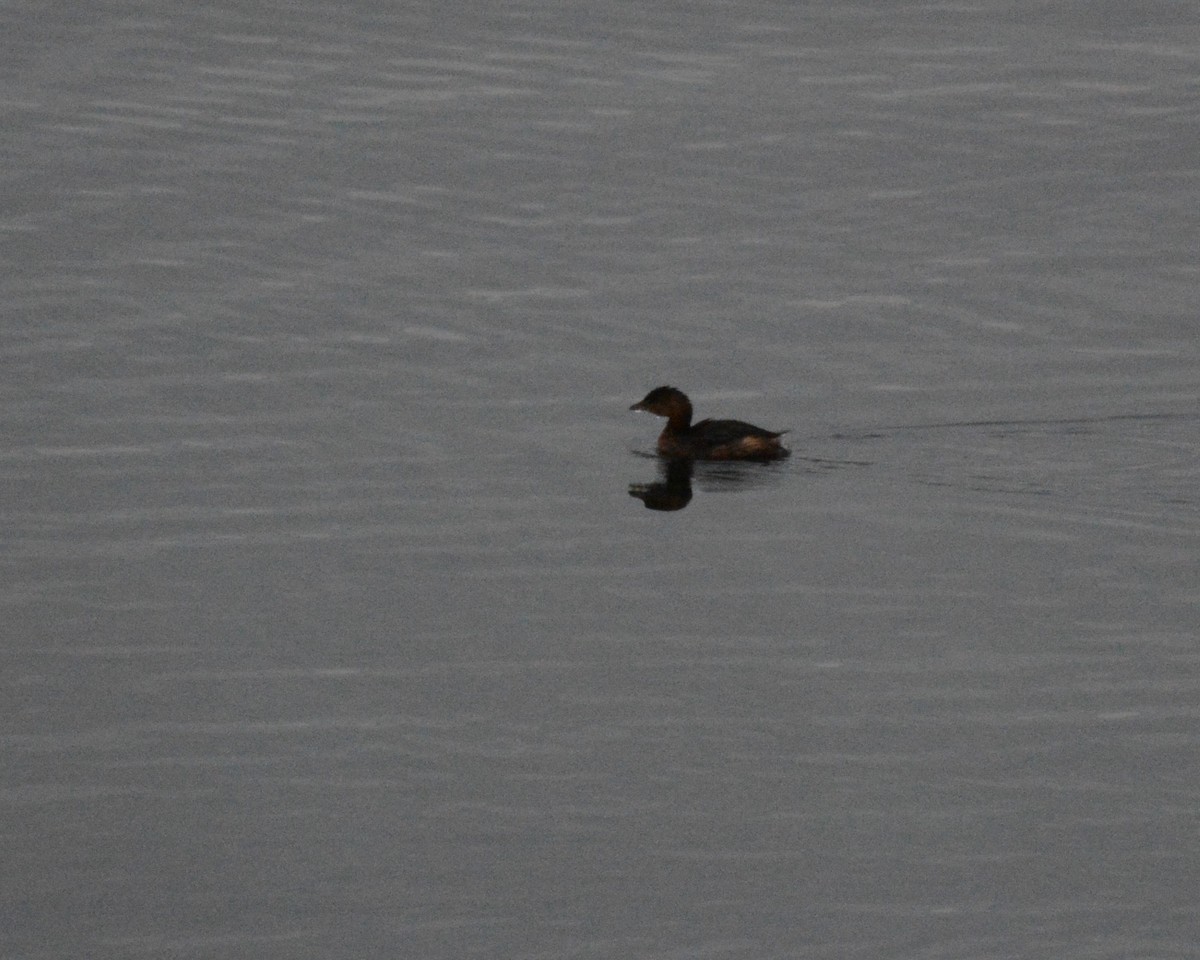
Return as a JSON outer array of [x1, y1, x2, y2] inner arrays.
[[3, 1, 1199, 958]]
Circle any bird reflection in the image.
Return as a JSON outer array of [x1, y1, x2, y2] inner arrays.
[[629, 452, 797, 511], [628, 458, 694, 511]]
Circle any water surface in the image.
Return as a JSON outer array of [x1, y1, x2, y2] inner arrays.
[[3, 1, 1199, 958]]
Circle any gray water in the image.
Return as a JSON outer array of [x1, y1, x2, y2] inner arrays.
[[3, 2, 1199, 958]]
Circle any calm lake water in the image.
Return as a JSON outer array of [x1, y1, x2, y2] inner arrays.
[[3, 1, 1199, 958]]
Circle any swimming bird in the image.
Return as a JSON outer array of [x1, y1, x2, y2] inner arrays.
[[630, 386, 789, 461]]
